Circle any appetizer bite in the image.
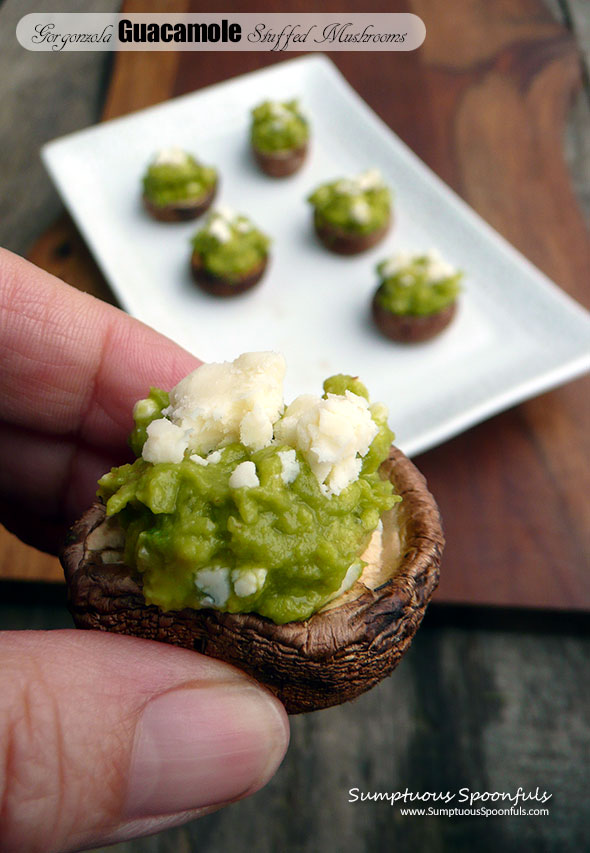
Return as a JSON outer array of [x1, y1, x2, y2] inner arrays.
[[308, 169, 392, 255], [142, 147, 218, 222], [250, 99, 309, 177], [372, 250, 462, 343], [62, 353, 444, 714], [190, 207, 270, 296]]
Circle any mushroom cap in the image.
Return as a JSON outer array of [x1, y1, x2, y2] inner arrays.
[[61, 445, 443, 714], [313, 211, 391, 255], [252, 142, 308, 177], [372, 290, 458, 343], [190, 251, 268, 297], [142, 179, 218, 222]]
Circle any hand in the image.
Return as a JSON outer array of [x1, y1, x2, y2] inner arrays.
[[0, 248, 201, 554], [0, 250, 290, 852]]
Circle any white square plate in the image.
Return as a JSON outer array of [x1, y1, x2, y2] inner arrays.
[[42, 54, 590, 457]]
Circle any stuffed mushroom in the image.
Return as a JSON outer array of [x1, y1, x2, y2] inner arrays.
[[250, 99, 309, 177], [142, 147, 218, 222], [308, 169, 392, 255], [190, 208, 270, 296], [372, 250, 462, 343], [62, 353, 444, 713]]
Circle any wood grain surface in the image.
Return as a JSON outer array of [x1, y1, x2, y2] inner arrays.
[[2, 0, 589, 615]]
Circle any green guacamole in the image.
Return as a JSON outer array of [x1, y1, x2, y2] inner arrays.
[[97, 376, 399, 625], [250, 99, 309, 154], [308, 172, 391, 235], [143, 152, 217, 208], [375, 255, 462, 316], [191, 212, 270, 281]]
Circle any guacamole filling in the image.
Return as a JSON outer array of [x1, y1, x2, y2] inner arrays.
[[375, 250, 462, 316], [143, 148, 217, 208], [97, 355, 399, 625], [250, 99, 309, 154], [308, 169, 391, 235], [191, 208, 270, 281]]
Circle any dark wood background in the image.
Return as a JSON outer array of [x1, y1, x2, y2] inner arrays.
[[0, 0, 589, 850]]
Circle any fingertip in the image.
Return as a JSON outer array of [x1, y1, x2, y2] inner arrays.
[[124, 680, 289, 819], [0, 631, 290, 852]]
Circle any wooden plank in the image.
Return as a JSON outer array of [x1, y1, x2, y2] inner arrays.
[[3, 0, 589, 611]]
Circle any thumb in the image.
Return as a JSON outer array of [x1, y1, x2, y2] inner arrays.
[[0, 629, 289, 853]]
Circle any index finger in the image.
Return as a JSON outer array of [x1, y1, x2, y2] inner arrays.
[[0, 248, 201, 449]]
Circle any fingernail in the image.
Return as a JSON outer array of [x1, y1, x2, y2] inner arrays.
[[124, 682, 288, 818]]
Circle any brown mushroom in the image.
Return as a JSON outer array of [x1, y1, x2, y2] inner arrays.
[[252, 142, 308, 178], [372, 289, 458, 343], [143, 180, 218, 223], [314, 211, 391, 256], [61, 445, 443, 714], [190, 250, 268, 297]]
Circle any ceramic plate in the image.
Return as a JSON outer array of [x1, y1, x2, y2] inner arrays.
[[42, 55, 590, 456]]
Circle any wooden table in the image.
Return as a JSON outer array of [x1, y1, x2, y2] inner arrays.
[[1, 1, 589, 851]]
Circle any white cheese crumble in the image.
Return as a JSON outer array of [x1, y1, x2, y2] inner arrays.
[[142, 418, 189, 464], [274, 391, 378, 496], [424, 248, 457, 281], [350, 197, 371, 224], [189, 450, 222, 467], [207, 217, 232, 243], [194, 567, 230, 607], [380, 251, 415, 278], [133, 397, 161, 421], [162, 352, 286, 456], [190, 454, 207, 466], [232, 567, 267, 597], [240, 405, 274, 450], [278, 449, 300, 485], [205, 209, 256, 242], [381, 249, 457, 282], [335, 169, 383, 197], [356, 168, 383, 190], [139, 351, 388, 499], [152, 147, 190, 167], [229, 460, 260, 489], [268, 101, 291, 120]]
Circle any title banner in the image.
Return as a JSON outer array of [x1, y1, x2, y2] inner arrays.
[[17, 13, 425, 52]]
